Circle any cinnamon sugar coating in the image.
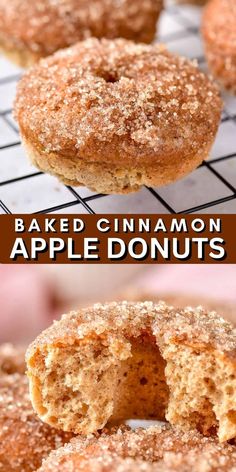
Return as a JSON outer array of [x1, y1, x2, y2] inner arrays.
[[202, 0, 236, 93], [38, 424, 236, 472], [120, 291, 236, 326], [0, 0, 162, 67], [0, 374, 74, 471], [27, 301, 236, 442], [0, 344, 25, 375], [27, 301, 236, 354], [14, 38, 222, 194]]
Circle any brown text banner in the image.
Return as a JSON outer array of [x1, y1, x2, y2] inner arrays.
[[0, 214, 235, 263]]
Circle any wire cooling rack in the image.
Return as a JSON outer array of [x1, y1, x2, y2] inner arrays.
[[0, 2, 236, 214]]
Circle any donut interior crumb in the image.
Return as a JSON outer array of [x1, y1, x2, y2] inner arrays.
[[33, 336, 169, 430], [27, 301, 236, 441]]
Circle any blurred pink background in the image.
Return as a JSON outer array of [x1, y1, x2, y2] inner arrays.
[[0, 265, 235, 343]]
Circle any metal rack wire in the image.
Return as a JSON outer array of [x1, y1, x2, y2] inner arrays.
[[0, 2, 235, 214]]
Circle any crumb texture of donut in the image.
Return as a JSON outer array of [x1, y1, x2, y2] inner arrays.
[[37, 425, 236, 472], [26, 301, 236, 442], [0, 374, 74, 471], [0, 0, 162, 66], [202, 0, 236, 93], [14, 39, 222, 194]]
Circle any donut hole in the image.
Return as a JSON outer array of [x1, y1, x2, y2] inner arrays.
[[104, 75, 118, 83], [98, 70, 119, 83]]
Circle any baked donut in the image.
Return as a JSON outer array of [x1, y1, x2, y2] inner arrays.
[[26, 301, 236, 442], [0, 343, 25, 375], [37, 424, 236, 472], [14, 38, 222, 194], [202, 0, 236, 93], [0, 0, 162, 68], [0, 374, 74, 471]]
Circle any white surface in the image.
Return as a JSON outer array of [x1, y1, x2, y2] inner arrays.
[[0, 2, 235, 214], [126, 420, 166, 429]]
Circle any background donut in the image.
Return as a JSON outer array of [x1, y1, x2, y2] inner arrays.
[[38, 425, 236, 472], [0, 0, 163, 67], [0, 374, 74, 471], [202, 0, 236, 93], [0, 344, 25, 375]]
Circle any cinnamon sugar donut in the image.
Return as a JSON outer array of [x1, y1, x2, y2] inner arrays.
[[0, 374, 74, 471], [202, 0, 236, 93], [0, 343, 25, 375], [14, 38, 222, 194], [0, 0, 163, 68], [38, 425, 236, 472], [26, 301, 236, 442]]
